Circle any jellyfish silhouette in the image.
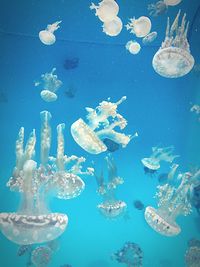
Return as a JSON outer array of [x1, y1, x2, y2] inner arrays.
[[63, 57, 79, 70]]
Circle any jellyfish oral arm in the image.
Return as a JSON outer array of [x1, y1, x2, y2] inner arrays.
[[47, 21, 62, 33]]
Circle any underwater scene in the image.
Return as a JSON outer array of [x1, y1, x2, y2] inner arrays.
[[0, 0, 200, 266]]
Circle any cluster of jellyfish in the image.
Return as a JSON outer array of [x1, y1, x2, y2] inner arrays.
[[0, 110, 94, 245], [90, 0, 123, 37]]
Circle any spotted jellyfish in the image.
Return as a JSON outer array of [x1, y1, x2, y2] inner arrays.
[[126, 40, 141, 55], [90, 0, 119, 22], [126, 16, 152, 38], [152, 10, 195, 78], [142, 31, 157, 45], [103, 16, 123, 36], [39, 21, 61, 45]]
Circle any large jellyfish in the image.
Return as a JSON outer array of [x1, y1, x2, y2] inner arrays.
[[145, 168, 200, 236], [71, 96, 138, 154], [0, 111, 93, 245], [112, 242, 143, 267], [90, 0, 119, 22], [94, 154, 127, 219], [141, 146, 179, 174], [39, 21, 61, 45], [152, 10, 195, 78], [35, 68, 63, 102], [126, 16, 152, 38]]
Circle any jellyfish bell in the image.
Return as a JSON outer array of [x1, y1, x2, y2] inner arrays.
[[98, 200, 127, 218], [141, 157, 160, 171], [164, 0, 182, 6], [152, 11, 195, 78], [145, 206, 181, 236], [125, 40, 141, 55], [90, 0, 119, 22], [126, 16, 152, 38], [142, 31, 157, 45], [0, 212, 68, 245], [40, 90, 57, 102], [103, 16, 123, 36], [39, 30, 56, 45]]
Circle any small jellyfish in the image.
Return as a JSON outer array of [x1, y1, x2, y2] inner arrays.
[[142, 31, 157, 44], [103, 16, 123, 36], [31, 246, 52, 267], [39, 21, 61, 45], [125, 40, 141, 55], [185, 246, 200, 267], [90, 0, 119, 22], [133, 200, 144, 210], [148, 1, 168, 17], [63, 57, 79, 70], [126, 16, 152, 38]]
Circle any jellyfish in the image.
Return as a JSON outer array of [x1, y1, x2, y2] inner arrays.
[[185, 246, 200, 267], [102, 16, 123, 36], [125, 40, 141, 55], [142, 31, 157, 45], [39, 21, 61, 45], [164, 0, 182, 6], [71, 96, 137, 154], [112, 241, 143, 267], [0, 111, 93, 245], [141, 146, 179, 174], [94, 154, 127, 219], [152, 10, 195, 78], [63, 57, 79, 70], [145, 168, 200, 236], [31, 246, 52, 267], [126, 16, 152, 38], [35, 68, 62, 102], [90, 0, 119, 22], [133, 200, 144, 211], [148, 1, 168, 17]]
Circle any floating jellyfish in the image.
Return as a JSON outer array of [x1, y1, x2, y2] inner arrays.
[[152, 10, 195, 78], [142, 31, 157, 45], [125, 40, 141, 55], [71, 96, 137, 154], [94, 154, 127, 219], [145, 168, 200, 236], [35, 68, 62, 102], [148, 1, 168, 17], [133, 200, 145, 211], [185, 246, 200, 267], [141, 146, 179, 174], [112, 242, 143, 267], [31, 246, 52, 267], [39, 21, 61, 45], [63, 57, 79, 70], [90, 0, 119, 22], [102, 16, 123, 36], [0, 111, 93, 245], [126, 16, 152, 38]]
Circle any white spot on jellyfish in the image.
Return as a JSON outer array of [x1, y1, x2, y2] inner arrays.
[[39, 21, 62, 45], [125, 40, 141, 55]]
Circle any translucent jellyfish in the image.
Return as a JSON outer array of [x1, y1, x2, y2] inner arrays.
[[0, 111, 93, 245], [133, 200, 145, 211], [31, 246, 52, 267], [125, 40, 141, 55], [112, 242, 143, 267], [102, 16, 123, 36], [148, 1, 168, 17], [145, 168, 200, 236], [35, 68, 62, 102], [126, 16, 152, 38], [90, 0, 119, 22], [152, 11, 195, 78], [94, 154, 127, 219], [71, 96, 138, 154], [164, 0, 182, 6], [142, 31, 157, 45], [141, 146, 179, 174], [185, 246, 200, 267], [39, 21, 61, 45]]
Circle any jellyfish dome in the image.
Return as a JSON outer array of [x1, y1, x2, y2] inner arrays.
[[40, 90, 57, 102], [152, 11, 195, 78], [98, 200, 127, 218], [185, 246, 200, 267], [0, 111, 93, 245], [145, 170, 200, 236], [31, 246, 52, 267], [142, 31, 157, 45], [71, 96, 136, 154], [126, 40, 141, 55], [164, 0, 182, 6], [103, 16, 123, 36], [126, 16, 152, 38], [90, 0, 119, 22], [39, 21, 61, 45], [141, 157, 160, 171]]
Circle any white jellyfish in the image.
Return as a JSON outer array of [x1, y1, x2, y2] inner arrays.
[[126, 16, 152, 38], [90, 0, 119, 22], [164, 0, 182, 6], [125, 40, 141, 55], [103, 16, 123, 36], [39, 21, 61, 45], [142, 31, 157, 44]]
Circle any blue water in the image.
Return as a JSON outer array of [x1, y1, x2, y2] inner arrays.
[[0, 0, 200, 266]]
